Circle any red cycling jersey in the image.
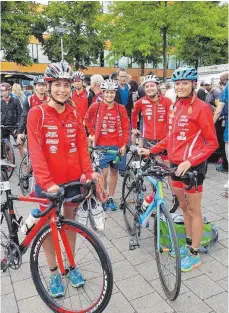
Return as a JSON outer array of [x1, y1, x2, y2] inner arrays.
[[27, 103, 93, 190], [85, 101, 130, 148], [28, 93, 47, 108], [71, 89, 88, 120], [131, 95, 172, 140], [150, 96, 219, 166]]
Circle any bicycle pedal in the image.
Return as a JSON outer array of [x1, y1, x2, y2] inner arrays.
[[129, 239, 139, 250]]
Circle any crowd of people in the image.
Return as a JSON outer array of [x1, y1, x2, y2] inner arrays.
[[0, 62, 228, 296]]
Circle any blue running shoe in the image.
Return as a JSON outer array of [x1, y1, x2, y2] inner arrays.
[[67, 268, 84, 288], [170, 245, 189, 258], [107, 198, 117, 211], [102, 200, 109, 211], [181, 253, 201, 272], [50, 273, 64, 298]]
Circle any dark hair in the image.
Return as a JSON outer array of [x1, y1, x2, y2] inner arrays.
[[130, 80, 138, 92], [147, 71, 154, 75], [200, 81, 205, 87], [109, 72, 118, 80], [117, 67, 127, 75]]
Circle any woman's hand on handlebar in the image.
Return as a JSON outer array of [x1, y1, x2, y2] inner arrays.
[[47, 184, 60, 193], [138, 148, 150, 156], [175, 160, 192, 176], [119, 145, 127, 157]]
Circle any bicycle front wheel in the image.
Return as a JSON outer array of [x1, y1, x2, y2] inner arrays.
[[2, 140, 15, 179], [154, 204, 181, 301], [30, 220, 113, 313], [122, 171, 138, 236], [19, 153, 34, 196]]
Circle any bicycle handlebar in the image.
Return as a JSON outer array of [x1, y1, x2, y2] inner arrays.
[[139, 154, 199, 191], [33, 181, 95, 218], [89, 146, 122, 164]]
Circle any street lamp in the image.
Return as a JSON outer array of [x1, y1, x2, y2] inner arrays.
[[54, 27, 69, 61]]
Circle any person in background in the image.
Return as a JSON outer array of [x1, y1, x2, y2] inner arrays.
[[114, 67, 133, 118], [165, 82, 176, 104], [12, 83, 27, 109], [197, 81, 206, 101], [160, 83, 167, 96], [71, 71, 88, 121], [213, 73, 229, 183], [17, 76, 47, 146], [88, 74, 104, 107], [137, 76, 145, 99], [109, 72, 118, 82], [204, 78, 220, 112], [85, 80, 130, 211], [1, 82, 24, 158], [205, 78, 227, 172]]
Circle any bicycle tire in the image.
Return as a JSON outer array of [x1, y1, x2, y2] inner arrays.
[[2, 140, 15, 179], [1, 203, 13, 235], [122, 171, 138, 236], [30, 219, 113, 313], [154, 204, 181, 301], [18, 153, 33, 196]]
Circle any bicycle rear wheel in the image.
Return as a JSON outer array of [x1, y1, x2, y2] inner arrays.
[[122, 171, 139, 236], [154, 204, 181, 301], [19, 153, 34, 196], [2, 140, 15, 179], [30, 220, 113, 313]]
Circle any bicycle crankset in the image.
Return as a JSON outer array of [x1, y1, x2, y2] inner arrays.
[[1, 238, 22, 271]]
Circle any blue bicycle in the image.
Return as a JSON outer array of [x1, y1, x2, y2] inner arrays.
[[120, 153, 198, 300]]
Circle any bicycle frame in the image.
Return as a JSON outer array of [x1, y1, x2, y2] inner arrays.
[[2, 191, 78, 275], [138, 176, 174, 252]]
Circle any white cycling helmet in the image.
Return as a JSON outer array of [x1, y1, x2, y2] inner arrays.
[[101, 79, 118, 91], [72, 71, 85, 81], [143, 75, 160, 86]]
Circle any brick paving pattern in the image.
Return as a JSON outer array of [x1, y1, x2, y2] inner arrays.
[[1, 161, 228, 313]]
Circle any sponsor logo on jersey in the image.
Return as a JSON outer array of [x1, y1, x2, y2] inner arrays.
[[46, 131, 58, 138], [46, 139, 59, 144], [50, 145, 58, 153]]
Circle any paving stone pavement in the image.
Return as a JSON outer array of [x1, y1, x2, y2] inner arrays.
[[0, 160, 228, 313]]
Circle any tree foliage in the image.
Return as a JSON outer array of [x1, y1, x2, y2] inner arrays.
[[99, 1, 182, 79], [38, 1, 104, 67], [174, 1, 228, 67], [1, 1, 37, 65], [99, 1, 228, 79]]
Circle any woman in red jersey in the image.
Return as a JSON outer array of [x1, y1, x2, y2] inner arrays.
[[27, 61, 95, 297], [139, 67, 218, 272]]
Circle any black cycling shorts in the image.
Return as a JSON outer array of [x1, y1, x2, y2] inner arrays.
[[170, 162, 207, 186]]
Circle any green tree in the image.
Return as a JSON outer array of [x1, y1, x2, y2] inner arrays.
[[174, 1, 228, 67], [99, 1, 180, 80], [1, 1, 37, 65], [37, 1, 103, 67]]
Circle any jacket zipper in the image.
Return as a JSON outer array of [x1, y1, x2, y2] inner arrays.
[[183, 143, 189, 161], [154, 103, 156, 139], [172, 101, 184, 158]]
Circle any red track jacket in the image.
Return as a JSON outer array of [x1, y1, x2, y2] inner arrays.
[[27, 103, 93, 190], [85, 101, 130, 148], [71, 89, 88, 120], [131, 95, 172, 140], [150, 97, 219, 166]]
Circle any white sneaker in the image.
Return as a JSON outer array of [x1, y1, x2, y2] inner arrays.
[[89, 197, 106, 231], [77, 200, 89, 226]]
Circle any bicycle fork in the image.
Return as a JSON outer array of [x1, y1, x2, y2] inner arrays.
[[50, 212, 76, 275]]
